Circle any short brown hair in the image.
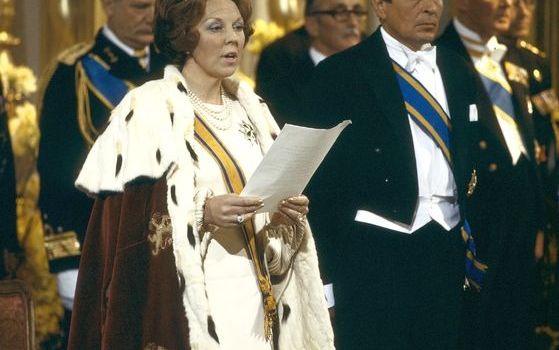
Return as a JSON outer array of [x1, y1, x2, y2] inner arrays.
[[154, 0, 254, 67]]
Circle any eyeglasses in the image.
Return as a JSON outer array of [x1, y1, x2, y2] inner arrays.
[[310, 8, 368, 22]]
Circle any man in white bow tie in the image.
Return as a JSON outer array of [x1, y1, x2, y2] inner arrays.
[[437, 1, 544, 349], [303, 0, 481, 348]]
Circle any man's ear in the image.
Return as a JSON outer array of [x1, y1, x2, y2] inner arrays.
[[305, 16, 320, 38], [370, 0, 387, 21], [102, 0, 115, 17]]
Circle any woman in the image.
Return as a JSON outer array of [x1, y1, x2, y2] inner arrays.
[[68, 0, 334, 349]]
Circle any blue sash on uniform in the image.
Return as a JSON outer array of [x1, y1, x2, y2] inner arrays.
[[478, 74, 517, 121], [392, 60, 452, 165], [81, 54, 130, 108]]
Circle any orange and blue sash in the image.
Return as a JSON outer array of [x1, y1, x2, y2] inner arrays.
[[392, 61, 452, 165], [193, 115, 277, 340], [392, 61, 487, 289], [462, 220, 488, 290]]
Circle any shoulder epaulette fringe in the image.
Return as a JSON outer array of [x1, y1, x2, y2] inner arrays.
[[58, 41, 95, 66], [517, 39, 546, 58]]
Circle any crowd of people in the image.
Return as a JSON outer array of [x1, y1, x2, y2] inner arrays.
[[1, 0, 559, 349]]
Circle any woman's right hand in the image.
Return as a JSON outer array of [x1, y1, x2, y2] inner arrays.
[[204, 194, 264, 227]]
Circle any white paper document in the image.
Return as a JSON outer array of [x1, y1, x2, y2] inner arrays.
[[241, 120, 351, 213]]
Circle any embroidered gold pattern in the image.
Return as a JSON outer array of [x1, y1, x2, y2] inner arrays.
[[148, 213, 173, 256], [504, 61, 529, 87]]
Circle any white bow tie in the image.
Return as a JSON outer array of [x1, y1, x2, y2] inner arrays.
[[405, 45, 437, 73], [484, 37, 507, 63]]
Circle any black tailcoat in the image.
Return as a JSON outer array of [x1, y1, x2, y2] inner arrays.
[[304, 28, 478, 348]]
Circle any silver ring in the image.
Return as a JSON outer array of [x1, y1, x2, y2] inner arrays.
[[236, 214, 244, 224]]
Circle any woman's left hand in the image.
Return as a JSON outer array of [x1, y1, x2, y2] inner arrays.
[[270, 195, 310, 226]]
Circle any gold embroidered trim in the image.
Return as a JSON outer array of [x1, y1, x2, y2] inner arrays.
[[148, 212, 173, 256], [44, 231, 81, 260]]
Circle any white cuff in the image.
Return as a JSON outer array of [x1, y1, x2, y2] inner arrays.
[[324, 283, 335, 308]]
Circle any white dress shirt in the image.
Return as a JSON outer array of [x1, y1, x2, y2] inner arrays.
[[309, 46, 327, 66], [453, 18, 527, 164], [354, 27, 461, 234]]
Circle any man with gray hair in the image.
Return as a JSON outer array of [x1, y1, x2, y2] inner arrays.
[[304, 0, 481, 348], [38, 0, 168, 345]]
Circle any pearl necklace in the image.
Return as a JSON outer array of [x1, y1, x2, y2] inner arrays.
[[187, 86, 233, 130]]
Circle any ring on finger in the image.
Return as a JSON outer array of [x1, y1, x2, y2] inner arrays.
[[236, 214, 245, 224]]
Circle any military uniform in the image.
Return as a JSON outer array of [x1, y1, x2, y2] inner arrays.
[[438, 21, 545, 350], [501, 37, 559, 198], [501, 37, 559, 342], [38, 29, 168, 273], [0, 81, 20, 279]]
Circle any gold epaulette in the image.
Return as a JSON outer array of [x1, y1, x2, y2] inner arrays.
[[44, 231, 81, 261], [517, 39, 546, 58], [58, 41, 95, 65], [36, 41, 95, 119]]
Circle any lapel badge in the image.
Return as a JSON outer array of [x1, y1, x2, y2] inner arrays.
[[504, 62, 528, 87], [467, 169, 477, 197]]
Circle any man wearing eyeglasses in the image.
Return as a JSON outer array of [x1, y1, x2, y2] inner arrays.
[[303, 0, 481, 348], [255, 0, 366, 128]]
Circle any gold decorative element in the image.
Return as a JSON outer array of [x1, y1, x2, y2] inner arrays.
[[44, 230, 81, 261], [504, 61, 529, 87], [269, 0, 304, 30], [533, 69, 543, 83], [0, 0, 19, 47], [58, 41, 95, 66], [467, 169, 477, 197], [518, 39, 546, 58], [0, 0, 64, 344], [75, 53, 135, 146], [104, 47, 118, 64], [147, 213, 173, 256]]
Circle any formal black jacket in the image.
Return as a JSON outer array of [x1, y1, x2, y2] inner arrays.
[[0, 85, 20, 278], [38, 30, 168, 272], [303, 28, 479, 283], [437, 23, 544, 261], [255, 27, 314, 127]]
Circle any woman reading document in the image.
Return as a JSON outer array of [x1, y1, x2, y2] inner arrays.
[[68, 0, 334, 349]]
